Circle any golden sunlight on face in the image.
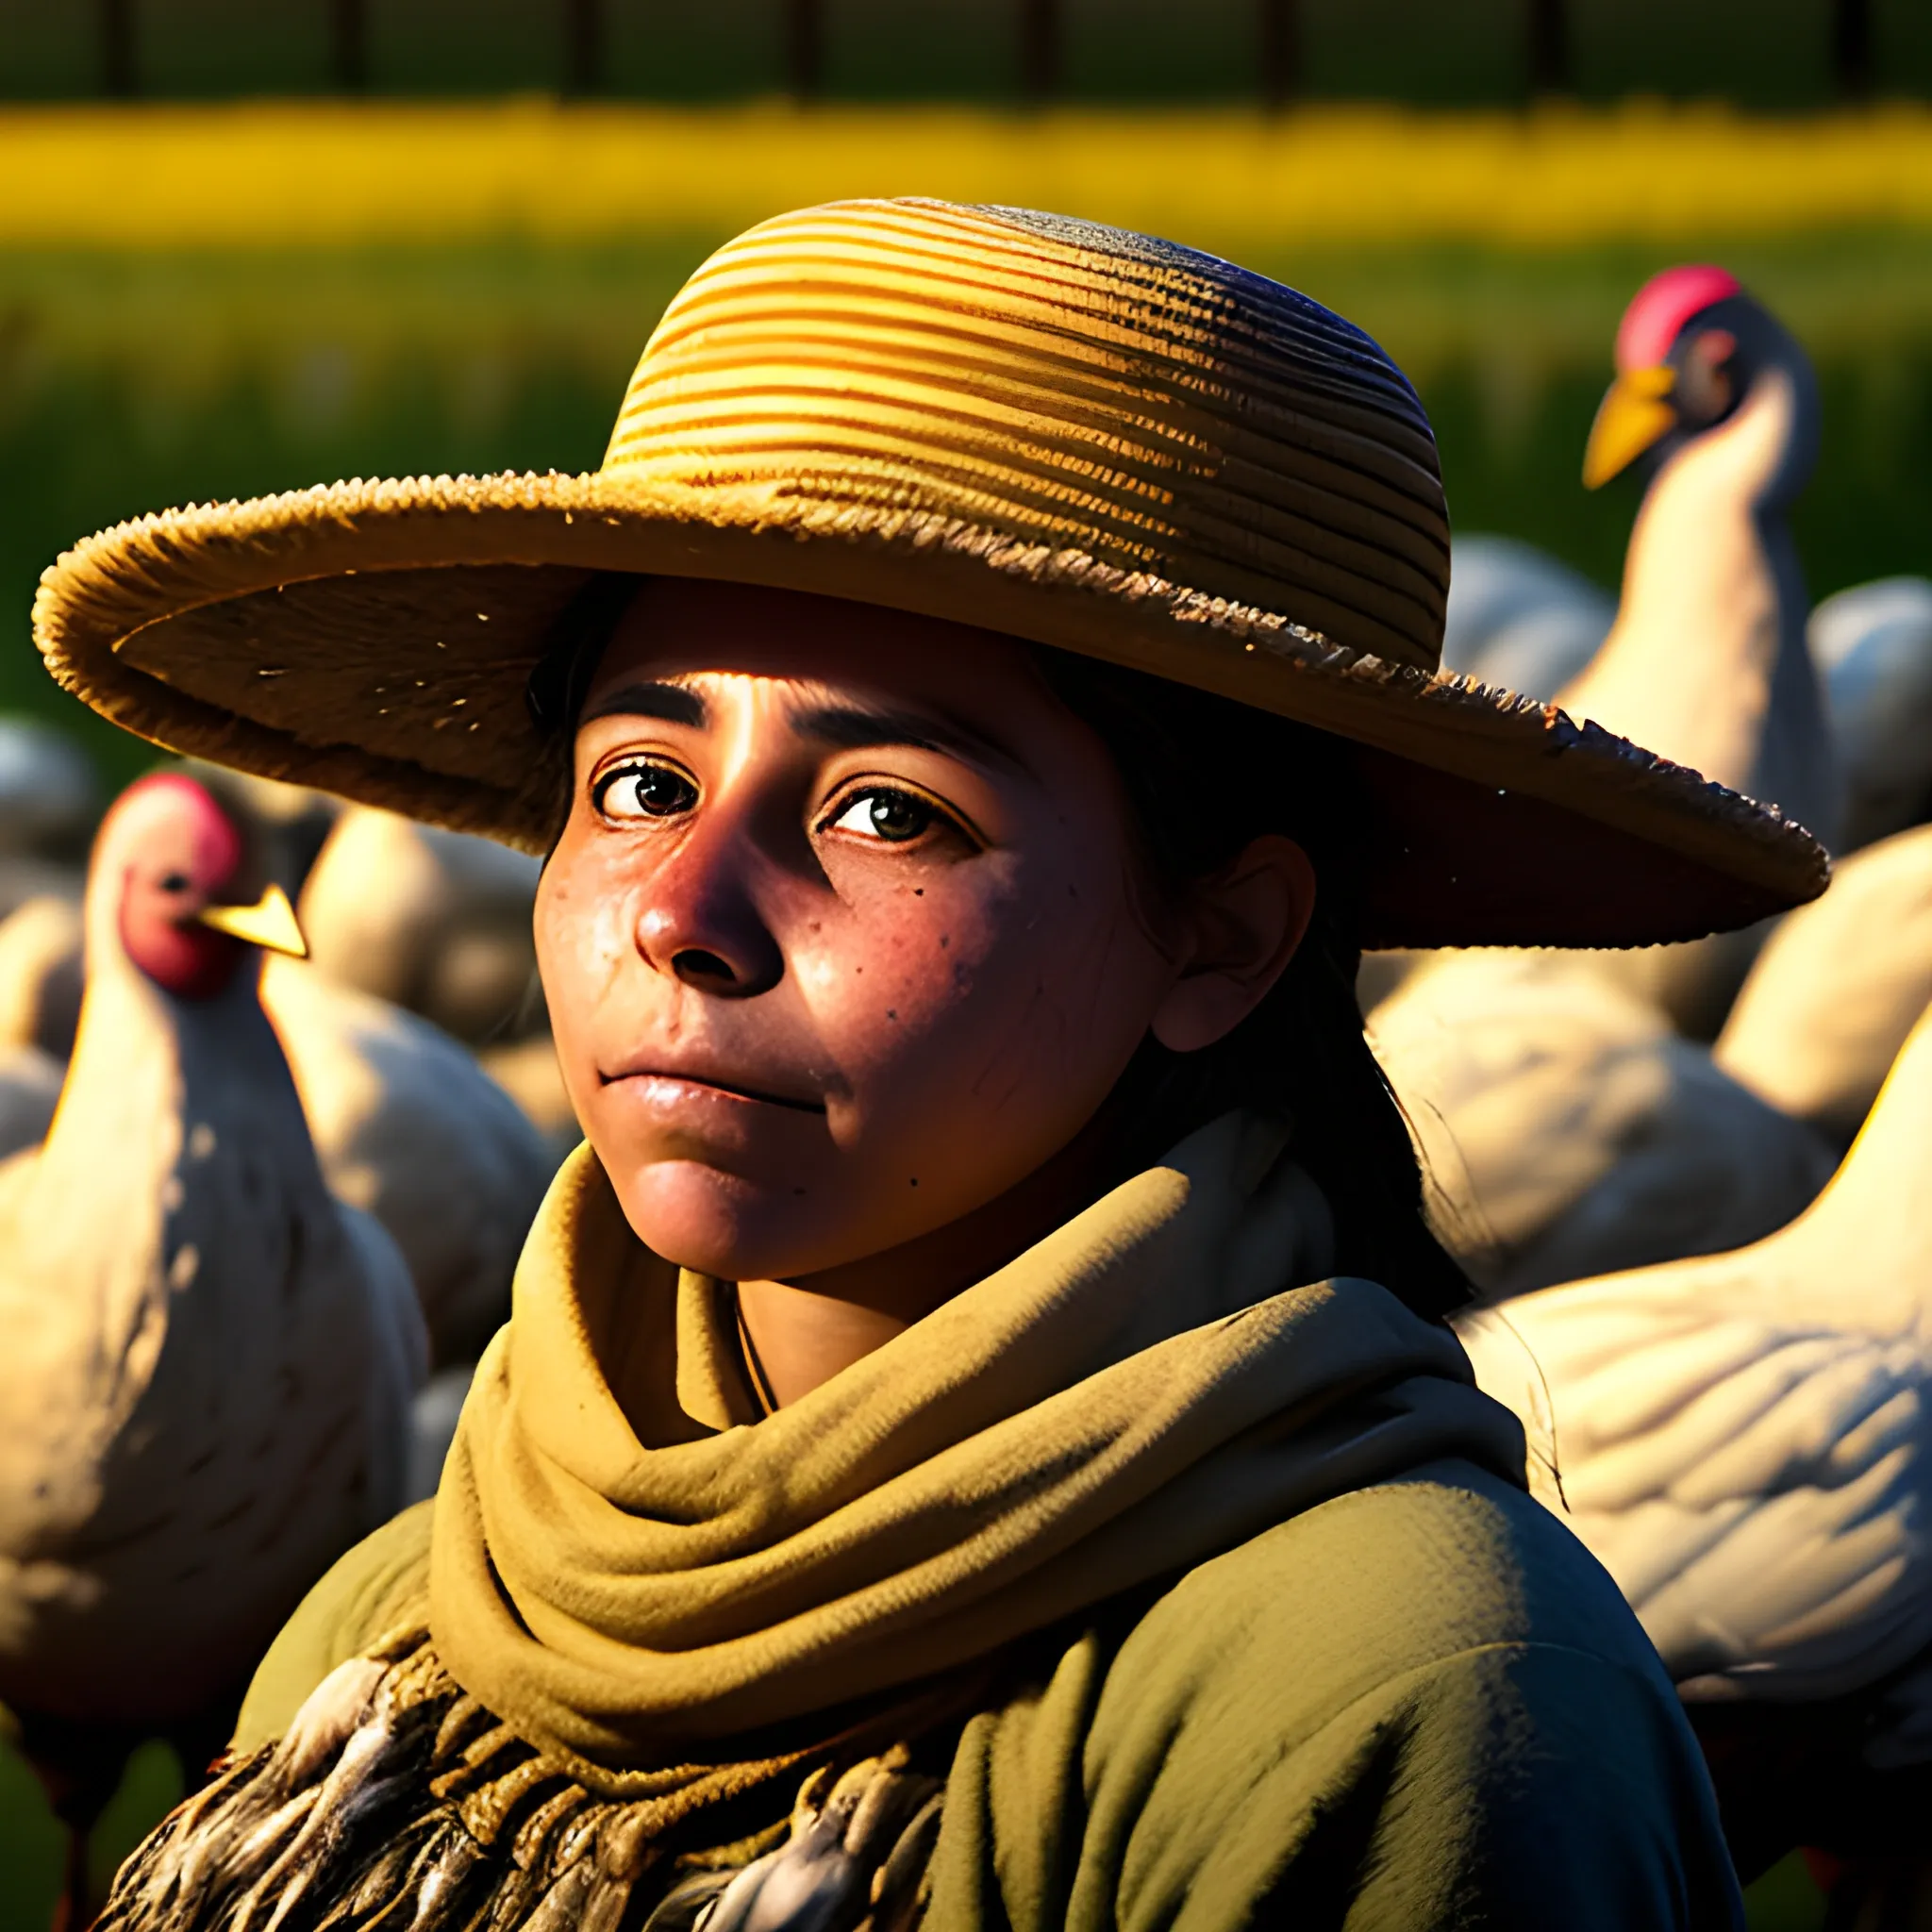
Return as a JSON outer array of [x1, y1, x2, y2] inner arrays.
[[534, 577, 1184, 1286]]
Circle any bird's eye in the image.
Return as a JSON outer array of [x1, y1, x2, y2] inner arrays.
[[823, 788, 940, 843], [159, 872, 191, 893], [594, 761, 698, 822]]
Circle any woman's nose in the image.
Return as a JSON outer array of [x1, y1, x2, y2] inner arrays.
[[633, 834, 783, 999]]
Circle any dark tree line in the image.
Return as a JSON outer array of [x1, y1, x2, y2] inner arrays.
[[89, 0, 1886, 106]]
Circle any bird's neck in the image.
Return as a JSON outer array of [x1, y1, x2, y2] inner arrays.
[[9, 945, 326, 1422], [1560, 369, 1840, 846]]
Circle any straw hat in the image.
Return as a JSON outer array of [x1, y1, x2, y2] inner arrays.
[[35, 198, 1824, 949]]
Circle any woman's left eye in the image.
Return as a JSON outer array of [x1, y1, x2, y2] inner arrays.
[[824, 789, 941, 843]]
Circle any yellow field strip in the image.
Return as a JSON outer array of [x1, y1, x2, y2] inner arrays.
[[4, 100, 1932, 251]]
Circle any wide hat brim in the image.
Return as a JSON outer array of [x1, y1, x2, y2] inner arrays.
[[32, 200, 1825, 950]]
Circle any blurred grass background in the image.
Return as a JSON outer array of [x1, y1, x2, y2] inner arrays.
[[2, 29, 1930, 1923]]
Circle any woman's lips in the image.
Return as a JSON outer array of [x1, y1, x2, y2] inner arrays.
[[597, 1066, 828, 1116]]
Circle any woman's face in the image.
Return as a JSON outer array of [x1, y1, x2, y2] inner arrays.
[[539, 577, 1307, 1285]]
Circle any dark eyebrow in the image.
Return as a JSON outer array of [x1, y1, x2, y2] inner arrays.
[[577, 681, 708, 729], [791, 702, 1024, 773]]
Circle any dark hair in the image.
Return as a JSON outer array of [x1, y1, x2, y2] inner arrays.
[[1035, 649, 1471, 1324]]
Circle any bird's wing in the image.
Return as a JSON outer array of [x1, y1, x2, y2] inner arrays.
[[1463, 993, 1932, 1709], [264, 957, 555, 1364], [1497, 1035, 1833, 1294], [1715, 824, 1932, 1143], [1470, 1270, 1932, 1704], [1809, 575, 1932, 850], [1373, 953, 1827, 1293]]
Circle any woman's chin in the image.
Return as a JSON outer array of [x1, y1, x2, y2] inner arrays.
[[608, 1158, 833, 1282]]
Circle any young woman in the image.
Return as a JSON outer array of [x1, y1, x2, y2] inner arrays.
[[41, 199, 1824, 1930]]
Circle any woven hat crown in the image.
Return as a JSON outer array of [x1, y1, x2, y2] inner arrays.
[[596, 199, 1451, 675], [34, 195, 1826, 946]]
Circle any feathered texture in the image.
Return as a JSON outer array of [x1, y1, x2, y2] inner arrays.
[[0, 788, 425, 1738], [262, 956, 556, 1366], [0, 884, 554, 1369], [1370, 949, 1833, 1297], [1557, 293, 1840, 1033], [99, 1627, 958, 1932], [1457, 990, 1932, 1757], [297, 806, 543, 1049], [1809, 575, 1932, 853], [1716, 822, 1932, 1146]]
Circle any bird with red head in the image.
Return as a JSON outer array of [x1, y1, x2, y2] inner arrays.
[[104, 773, 307, 1000], [1584, 263, 1818, 505], [0, 769, 424, 1930], [1556, 264, 1841, 1032]]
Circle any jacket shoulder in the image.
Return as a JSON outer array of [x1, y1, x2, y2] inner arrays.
[[1151, 1457, 1666, 1689], [927, 1461, 1740, 1932]]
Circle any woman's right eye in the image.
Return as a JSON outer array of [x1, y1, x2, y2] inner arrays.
[[593, 762, 699, 821]]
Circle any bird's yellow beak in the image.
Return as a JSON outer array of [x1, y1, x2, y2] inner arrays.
[[1582, 363, 1678, 490], [196, 882, 308, 958]]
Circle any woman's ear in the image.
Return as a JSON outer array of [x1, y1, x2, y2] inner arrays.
[[1149, 835, 1316, 1055]]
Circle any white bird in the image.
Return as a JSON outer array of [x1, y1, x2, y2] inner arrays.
[[0, 774, 425, 1923], [0, 890, 554, 1368], [262, 955, 557, 1364], [1564, 265, 1840, 844], [1371, 949, 1834, 1297], [1455, 990, 1932, 1758], [1551, 266, 1844, 1037], [1443, 543, 1932, 865], [1440, 533, 1614, 701], [298, 804, 544, 1048], [1809, 575, 1932, 853], [1715, 822, 1932, 1147]]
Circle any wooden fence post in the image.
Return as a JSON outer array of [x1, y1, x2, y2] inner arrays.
[[1019, 0, 1061, 101], [1259, 0, 1299, 109], [328, 0, 368, 92], [1527, 0, 1568, 94], [99, 0, 136, 96], [564, 0, 605, 94], [784, 0, 824, 99]]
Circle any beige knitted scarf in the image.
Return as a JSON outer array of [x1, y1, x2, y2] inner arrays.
[[102, 1113, 1524, 1932]]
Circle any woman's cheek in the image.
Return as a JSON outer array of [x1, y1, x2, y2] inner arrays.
[[537, 841, 646, 1043], [797, 876, 1011, 1074]]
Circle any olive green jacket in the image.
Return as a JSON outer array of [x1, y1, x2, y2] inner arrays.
[[240, 1458, 1741, 1931]]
